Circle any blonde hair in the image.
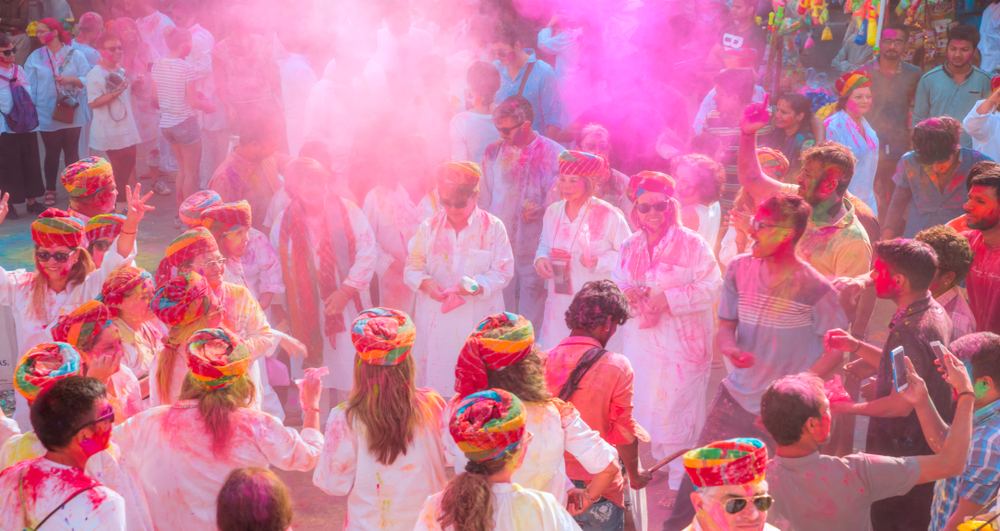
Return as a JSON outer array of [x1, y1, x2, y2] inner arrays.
[[156, 315, 213, 402], [178, 374, 256, 457]]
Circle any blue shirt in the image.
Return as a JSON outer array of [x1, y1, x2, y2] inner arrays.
[[930, 399, 1000, 531], [494, 49, 565, 133], [913, 64, 992, 148], [892, 147, 993, 238]]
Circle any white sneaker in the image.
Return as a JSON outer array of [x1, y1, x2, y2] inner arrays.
[[152, 182, 171, 196]]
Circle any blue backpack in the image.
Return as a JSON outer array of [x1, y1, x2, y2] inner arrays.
[[0, 69, 39, 134]]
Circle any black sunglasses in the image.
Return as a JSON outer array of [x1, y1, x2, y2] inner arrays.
[[103, 45, 123, 52], [496, 121, 526, 136], [72, 405, 115, 435], [1, 47, 18, 57], [635, 202, 670, 214], [36, 250, 75, 263], [440, 198, 470, 209], [724, 495, 773, 515]]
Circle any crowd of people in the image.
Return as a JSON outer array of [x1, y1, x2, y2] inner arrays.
[[3, 0, 1000, 529]]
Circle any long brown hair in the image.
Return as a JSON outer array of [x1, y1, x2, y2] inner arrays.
[[30, 247, 95, 320], [178, 373, 256, 457], [438, 452, 517, 531], [344, 355, 429, 466], [482, 323, 551, 404], [156, 315, 213, 402]]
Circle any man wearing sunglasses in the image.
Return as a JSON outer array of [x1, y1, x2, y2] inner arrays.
[[681, 438, 779, 531]]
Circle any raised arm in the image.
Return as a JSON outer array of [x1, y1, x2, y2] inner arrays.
[[915, 352, 974, 484], [117, 185, 153, 258], [738, 101, 784, 201]]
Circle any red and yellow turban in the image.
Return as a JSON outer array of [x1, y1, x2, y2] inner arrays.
[[450, 389, 526, 462], [455, 313, 534, 397], [61, 156, 114, 199], [835, 70, 872, 98], [85, 213, 126, 243], [51, 300, 115, 356], [436, 161, 482, 189], [559, 150, 608, 177], [757, 147, 790, 180], [186, 327, 251, 389], [626, 171, 676, 204], [683, 438, 768, 489], [14, 342, 82, 402], [151, 272, 218, 328], [155, 227, 219, 286], [179, 190, 222, 229], [200, 201, 252, 236], [351, 307, 415, 366], [31, 208, 85, 248], [99, 266, 154, 318]]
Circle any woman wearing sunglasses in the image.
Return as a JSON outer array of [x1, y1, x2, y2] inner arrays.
[[0, 185, 150, 431], [611, 171, 723, 509], [0, 34, 46, 220], [404, 161, 514, 396]]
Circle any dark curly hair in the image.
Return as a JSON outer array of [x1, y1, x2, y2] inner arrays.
[[912, 117, 962, 165], [874, 238, 939, 293], [915, 225, 974, 284], [564, 280, 630, 331]]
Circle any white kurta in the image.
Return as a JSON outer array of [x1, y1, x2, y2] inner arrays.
[[109, 364, 145, 421], [446, 399, 618, 506], [0, 432, 154, 531], [415, 483, 582, 531], [403, 208, 514, 396], [825, 110, 880, 214], [535, 198, 632, 351], [0, 416, 18, 447], [363, 184, 422, 313], [115, 318, 161, 380], [612, 226, 722, 455], [313, 389, 449, 531], [269, 200, 377, 390], [113, 400, 324, 531]]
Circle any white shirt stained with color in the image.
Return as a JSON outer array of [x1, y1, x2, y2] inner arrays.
[[363, 183, 422, 313], [0, 458, 126, 531], [963, 100, 1000, 162], [825, 110, 880, 214], [415, 482, 582, 531]]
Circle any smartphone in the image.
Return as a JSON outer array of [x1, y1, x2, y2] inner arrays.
[[891, 346, 908, 392], [930, 341, 948, 366]]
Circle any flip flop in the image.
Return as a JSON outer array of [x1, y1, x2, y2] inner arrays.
[[659, 490, 679, 510], [43, 191, 56, 206]]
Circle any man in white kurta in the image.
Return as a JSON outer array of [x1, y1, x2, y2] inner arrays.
[[363, 181, 423, 312]]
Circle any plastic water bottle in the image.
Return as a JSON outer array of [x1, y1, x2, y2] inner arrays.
[[460, 276, 480, 294]]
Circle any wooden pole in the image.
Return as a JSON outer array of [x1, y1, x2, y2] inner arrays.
[[649, 448, 693, 474]]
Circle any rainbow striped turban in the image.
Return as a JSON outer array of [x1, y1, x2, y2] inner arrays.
[[436, 161, 482, 189], [455, 313, 534, 398], [351, 307, 416, 366], [155, 227, 219, 286], [151, 272, 218, 328], [186, 327, 251, 389], [683, 438, 768, 489], [179, 190, 222, 229], [51, 301, 114, 355], [835, 70, 872, 98], [559, 150, 608, 177], [449, 389, 526, 462], [85, 213, 126, 243], [14, 342, 82, 402], [99, 266, 153, 318], [61, 156, 114, 199], [31, 208, 85, 248], [757, 147, 790, 181], [626, 171, 676, 204], [201, 201, 252, 237]]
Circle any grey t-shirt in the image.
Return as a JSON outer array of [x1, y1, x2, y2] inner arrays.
[[766, 452, 921, 531]]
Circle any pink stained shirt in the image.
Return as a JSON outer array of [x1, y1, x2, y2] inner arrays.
[[543, 336, 650, 508], [963, 230, 1000, 335]]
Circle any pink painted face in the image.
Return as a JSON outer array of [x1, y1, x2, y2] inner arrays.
[[635, 191, 671, 233], [846, 86, 873, 115], [0, 43, 15, 66], [870, 258, 900, 299], [183, 250, 226, 289], [489, 41, 518, 66], [219, 227, 250, 258], [495, 116, 530, 146], [748, 205, 795, 259], [879, 29, 907, 61], [99, 38, 123, 64], [948, 38, 976, 69], [119, 277, 156, 323], [796, 160, 837, 207], [85, 324, 124, 366], [965, 185, 1000, 231], [89, 237, 113, 269], [36, 23, 57, 45], [772, 99, 803, 130], [35, 246, 79, 279], [578, 132, 611, 165], [694, 483, 771, 531], [557, 174, 590, 203], [440, 187, 478, 227], [78, 399, 114, 456]]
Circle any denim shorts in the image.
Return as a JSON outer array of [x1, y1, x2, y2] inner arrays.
[[161, 116, 201, 146], [571, 479, 625, 531]]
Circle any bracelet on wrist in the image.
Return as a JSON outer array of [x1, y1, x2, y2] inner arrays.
[[304, 406, 322, 414], [957, 391, 975, 401], [583, 488, 600, 504], [850, 340, 862, 354]]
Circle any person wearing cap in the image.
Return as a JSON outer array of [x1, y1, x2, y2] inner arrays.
[[313, 308, 448, 531], [84, 213, 126, 268], [415, 389, 581, 531], [824, 70, 880, 214], [61, 156, 122, 225], [0, 187, 149, 432], [612, 171, 722, 505], [405, 161, 514, 396], [0, 343, 154, 531], [679, 438, 779, 531], [535, 150, 631, 352], [114, 327, 325, 530], [100, 266, 161, 388], [761, 361, 974, 531]]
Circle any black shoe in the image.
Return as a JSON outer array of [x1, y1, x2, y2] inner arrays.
[[5, 206, 18, 220], [26, 201, 46, 214]]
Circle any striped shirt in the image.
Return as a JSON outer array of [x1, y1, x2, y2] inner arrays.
[[703, 110, 774, 210], [151, 57, 197, 128]]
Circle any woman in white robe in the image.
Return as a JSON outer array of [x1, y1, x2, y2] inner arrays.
[[362, 169, 423, 313]]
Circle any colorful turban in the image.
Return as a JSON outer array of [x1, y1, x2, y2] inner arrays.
[[155, 227, 219, 285], [683, 438, 768, 489], [626, 171, 676, 204], [835, 70, 872, 97], [151, 272, 218, 328], [14, 342, 82, 402], [84, 214, 126, 243], [51, 301, 114, 353], [99, 266, 154, 318], [449, 389, 526, 462], [60, 156, 114, 199], [200, 201, 252, 236], [186, 327, 251, 389], [351, 308, 416, 366], [559, 150, 608, 177], [455, 313, 534, 397], [436, 161, 482, 188], [179, 190, 222, 229], [31, 208, 85, 248], [757, 147, 790, 180]]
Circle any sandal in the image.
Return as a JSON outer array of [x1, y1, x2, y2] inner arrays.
[[43, 191, 56, 206], [659, 489, 679, 510]]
